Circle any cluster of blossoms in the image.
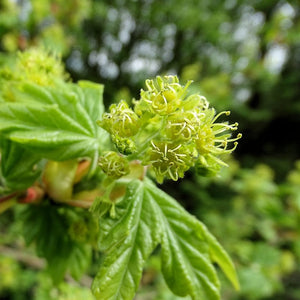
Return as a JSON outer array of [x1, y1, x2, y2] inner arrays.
[[16, 48, 67, 86], [0, 48, 67, 99], [97, 75, 241, 183]]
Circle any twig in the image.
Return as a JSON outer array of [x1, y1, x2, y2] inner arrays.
[[0, 245, 93, 288], [0, 244, 46, 269], [0, 192, 18, 203]]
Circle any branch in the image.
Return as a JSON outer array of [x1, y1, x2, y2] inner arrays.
[[0, 192, 18, 203], [0, 245, 93, 288]]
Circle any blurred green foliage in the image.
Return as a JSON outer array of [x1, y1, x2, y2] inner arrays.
[[0, 254, 95, 300], [0, 0, 300, 299]]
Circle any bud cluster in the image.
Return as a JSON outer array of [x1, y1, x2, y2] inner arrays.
[[16, 48, 67, 86], [97, 75, 241, 183]]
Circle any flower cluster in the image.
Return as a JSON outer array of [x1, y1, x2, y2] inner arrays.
[[17, 48, 68, 86], [97, 75, 241, 183]]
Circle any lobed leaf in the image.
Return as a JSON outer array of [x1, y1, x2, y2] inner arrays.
[[92, 179, 239, 300], [0, 81, 108, 161], [92, 180, 161, 300], [145, 179, 221, 300], [76, 80, 105, 124]]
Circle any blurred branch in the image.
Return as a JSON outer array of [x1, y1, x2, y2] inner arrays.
[[0, 244, 45, 269], [0, 245, 93, 288], [0, 192, 18, 203]]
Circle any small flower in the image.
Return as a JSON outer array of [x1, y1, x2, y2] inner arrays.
[[181, 94, 209, 112], [137, 75, 192, 115], [111, 135, 136, 155], [195, 109, 241, 155], [98, 100, 140, 138], [195, 109, 242, 172], [98, 151, 130, 179], [144, 141, 195, 183], [165, 111, 199, 141]]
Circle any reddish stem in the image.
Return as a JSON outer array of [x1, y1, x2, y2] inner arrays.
[[0, 192, 18, 203]]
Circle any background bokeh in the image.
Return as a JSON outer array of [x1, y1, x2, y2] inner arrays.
[[0, 0, 300, 299]]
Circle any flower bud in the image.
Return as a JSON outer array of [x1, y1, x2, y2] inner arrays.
[[111, 135, 136, 155]]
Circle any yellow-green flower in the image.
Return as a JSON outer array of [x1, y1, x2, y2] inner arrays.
[[98, 151, 130, 179], [165, 111, 199, 141], [194, 109, 242, 174], [17, 48, 67, 85], [195, 109, 241, 155], [111, 135, 137, 155], [144, 141, 195, 183], [137, 75, 192, 116], [99, 100, 140, 138]]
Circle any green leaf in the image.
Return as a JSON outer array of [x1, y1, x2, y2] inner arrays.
[[92, 178, 239, 300], [21, 204, 91, 283], [144, 179, 221, 300], [92, 180, 161, 300], [0, 139, 42, 190], [0, 82, 108, 161], [76, 80, 105, 124]]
